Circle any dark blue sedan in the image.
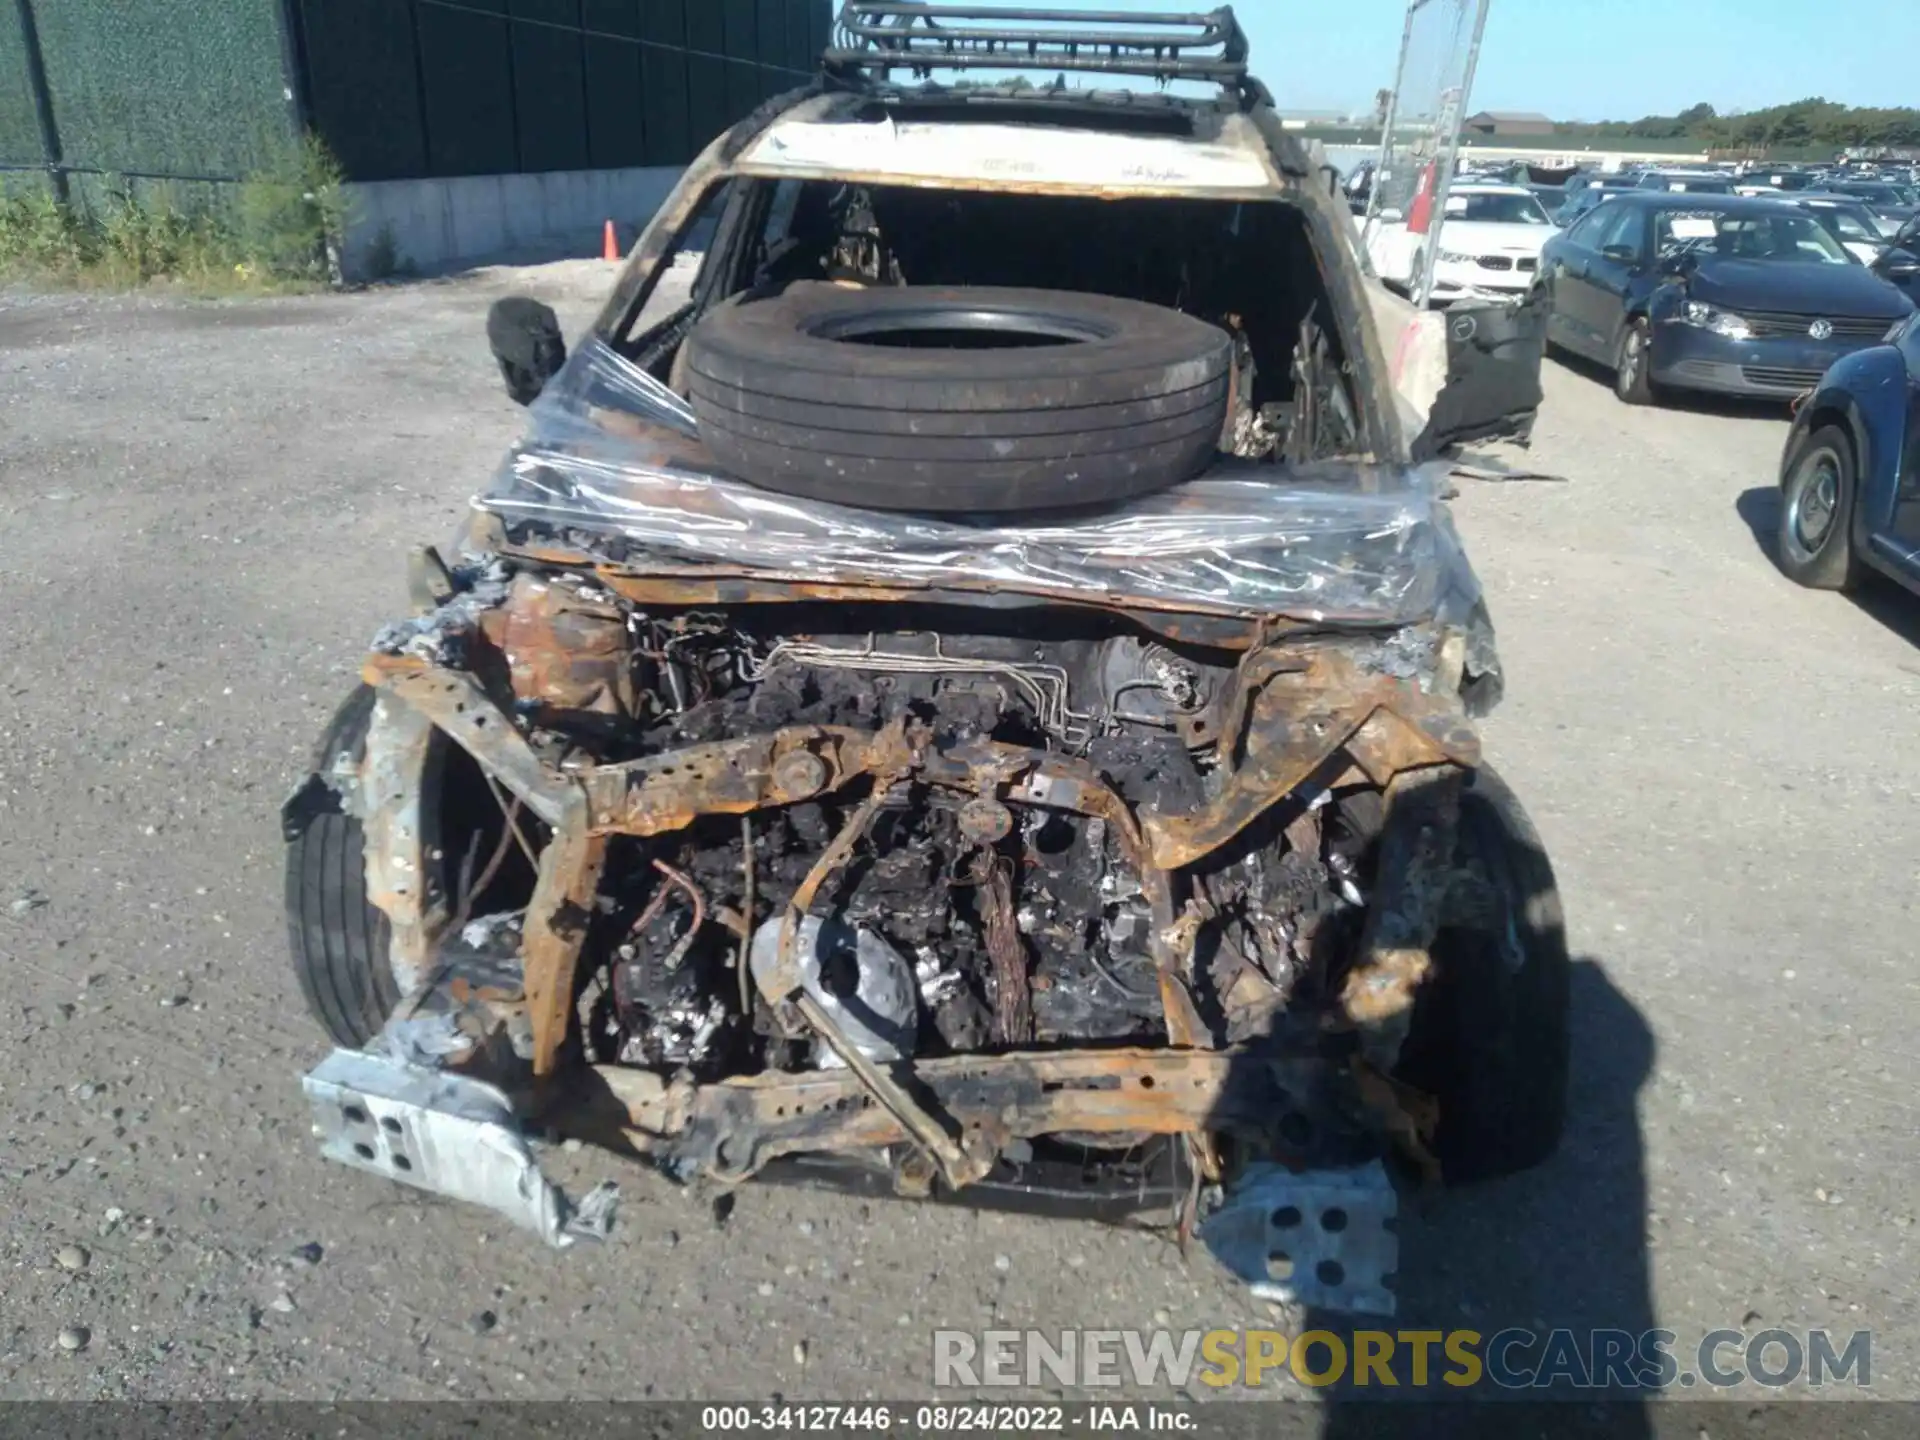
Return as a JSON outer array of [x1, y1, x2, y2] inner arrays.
[[1775, 314, 1920, 592], [1536, 194, 1914, 405]]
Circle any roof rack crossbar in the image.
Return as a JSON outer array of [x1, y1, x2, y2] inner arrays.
[[827, 3, 1250, 86]]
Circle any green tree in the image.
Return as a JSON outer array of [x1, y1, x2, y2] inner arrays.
[[1551, 94, 1920, 155]]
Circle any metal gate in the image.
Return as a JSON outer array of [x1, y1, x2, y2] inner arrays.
[[1362, 0, 1493, 306]]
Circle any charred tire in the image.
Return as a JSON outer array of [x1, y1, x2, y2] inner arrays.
[[684, 283, 1233, 513], [1396, 765, 1570, 1184], [284, 687, 402, 1048], [1776, 424, 1860, 590]]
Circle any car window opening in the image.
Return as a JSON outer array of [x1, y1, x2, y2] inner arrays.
[[630, 179, 1362, 466]]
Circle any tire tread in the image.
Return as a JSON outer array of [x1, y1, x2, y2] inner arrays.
[[684, 283, 1232, 512], [284, 688, 401, 1049], [1775, 424, 1859, 590], [1398, 766, 1571, 1184]]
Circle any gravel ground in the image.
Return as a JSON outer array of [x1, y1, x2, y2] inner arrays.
[[0, 267, 1913, 1407]]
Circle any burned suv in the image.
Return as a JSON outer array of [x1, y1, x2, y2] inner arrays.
[[283, 5, 1559, 1314]]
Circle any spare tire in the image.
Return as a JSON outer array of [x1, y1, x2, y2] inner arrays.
[[684, 283, 1232, 513]]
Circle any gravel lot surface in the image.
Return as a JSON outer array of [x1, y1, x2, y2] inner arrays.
[[0, 266, 1913, 1407]]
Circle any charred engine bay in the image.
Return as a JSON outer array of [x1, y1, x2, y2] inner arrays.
[[462, 584, 1382, 1092]]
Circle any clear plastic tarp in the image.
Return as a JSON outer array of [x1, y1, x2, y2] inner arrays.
[[477, 340, 1481, 628]]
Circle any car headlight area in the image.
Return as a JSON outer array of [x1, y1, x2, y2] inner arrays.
[[1675, 301, 1754, 340]]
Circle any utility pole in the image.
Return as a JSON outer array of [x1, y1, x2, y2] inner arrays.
[[13, 0, 68, 203]]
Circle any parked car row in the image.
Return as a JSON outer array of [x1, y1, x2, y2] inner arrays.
[[1534, 193, 1918, 404], [1522, 163, 1918, 227], [1443, 159, 1920, 613]]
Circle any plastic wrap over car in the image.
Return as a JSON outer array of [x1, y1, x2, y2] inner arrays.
[[477, 339, 1485, 630]]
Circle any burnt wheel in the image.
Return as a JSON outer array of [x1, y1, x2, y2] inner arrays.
[[1395, 765, 1570, 1183], [283, 688, 540, 1049], [283, 687, 401, 1048]]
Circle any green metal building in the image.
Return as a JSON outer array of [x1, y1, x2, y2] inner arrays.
[[2, 0, 832, 272]]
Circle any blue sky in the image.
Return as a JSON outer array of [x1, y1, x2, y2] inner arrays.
[[1031, 1, 1919, 120]]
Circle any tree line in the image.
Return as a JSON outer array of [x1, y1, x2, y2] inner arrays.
[[1556, 99, 1920, 151]]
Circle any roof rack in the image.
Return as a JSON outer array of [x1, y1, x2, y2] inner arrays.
[[825, 4, 1251, 90]]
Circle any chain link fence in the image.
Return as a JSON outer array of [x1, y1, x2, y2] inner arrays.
[[1362, 0, 1491, 305], [0, 0, 289, 205], [3, 0, 831, 202]]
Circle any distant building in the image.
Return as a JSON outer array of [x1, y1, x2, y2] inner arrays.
[[1464, 111, 1557, 138]]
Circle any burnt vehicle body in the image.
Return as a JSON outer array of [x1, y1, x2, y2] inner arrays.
[[282, 5, 1561, 1315]]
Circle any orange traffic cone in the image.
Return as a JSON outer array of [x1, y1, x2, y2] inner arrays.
[[602, 220, 620, 262]]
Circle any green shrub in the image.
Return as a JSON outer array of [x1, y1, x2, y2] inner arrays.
[[0, 182, 96, 276], [0, 136, 351, 292], [235, 134, 347, 282]]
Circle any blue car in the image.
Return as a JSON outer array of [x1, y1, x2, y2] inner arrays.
[[1874, 215, 1920, 305], [1776, 313, 1920, 592], [1537, 193, 1914, 405]]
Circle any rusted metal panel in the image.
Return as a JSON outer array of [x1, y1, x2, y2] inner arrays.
[[593, 1047, 1275, 1176], [598, 571, 940, 607], [580, 724, 913, 838], [357, 692, 443, 998], [521, 804, 608, 1079], [484, 574, 638, 720], [1145, 648, 1474, 871], [979, 857, 1032, 1046], [1345, 705, 1480, 788], [369, 664, 576, 828], [451, 532, 1307, 651], [1337, 764, 1465, 1073]]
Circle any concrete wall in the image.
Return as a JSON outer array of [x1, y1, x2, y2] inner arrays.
[[341, 165, 685, 280]]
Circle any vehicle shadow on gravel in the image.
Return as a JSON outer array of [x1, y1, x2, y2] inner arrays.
[[1547, 351, 1791, 421], [1735, 486, 1920, 648], [1308, 959, 1657, 1438]]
